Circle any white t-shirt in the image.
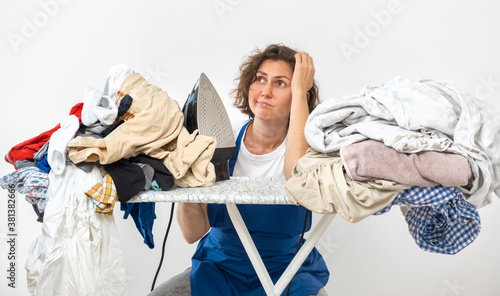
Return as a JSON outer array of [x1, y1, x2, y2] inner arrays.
[[231, 121, 287, 179]]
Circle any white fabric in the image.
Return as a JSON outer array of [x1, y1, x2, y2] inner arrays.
[[107, 63, 134, 103], [232, 121, 287, 179], [25, 163, 129, 296], [305, 77, 459, 154], [47, 115, 80, 175], [81, 85, 118, 126], [305, 77, 500, 208]]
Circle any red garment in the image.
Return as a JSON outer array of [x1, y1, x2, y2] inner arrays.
[[5, 102, 84, 167]]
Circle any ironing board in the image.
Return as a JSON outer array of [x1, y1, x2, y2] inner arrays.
[[129, 177, 335, 296]]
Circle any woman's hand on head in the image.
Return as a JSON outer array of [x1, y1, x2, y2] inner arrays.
[[291, 52, 315, 99], [283, 52, 315, 179]]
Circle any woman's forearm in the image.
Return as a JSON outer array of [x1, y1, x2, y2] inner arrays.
[[176, 203, 210, 244], [283, 89, 310, 179], [283, 52, 315, 179]]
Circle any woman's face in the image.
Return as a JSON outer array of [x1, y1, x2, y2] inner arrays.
[[248, 59, 293, 124]]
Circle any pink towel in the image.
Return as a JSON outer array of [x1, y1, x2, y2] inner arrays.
[[340, 140, 471, 187]]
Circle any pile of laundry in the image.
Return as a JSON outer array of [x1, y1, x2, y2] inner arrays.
[[285, 76, 500, 255], [1, 64, 217, 295], [2, 103, 84, 222]]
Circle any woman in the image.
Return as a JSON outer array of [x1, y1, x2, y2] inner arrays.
[[150, 44, 329, 295]]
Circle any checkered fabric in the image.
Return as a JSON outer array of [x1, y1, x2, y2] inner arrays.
[[375, 186, 481, 255], [85, 170, 118, 215]]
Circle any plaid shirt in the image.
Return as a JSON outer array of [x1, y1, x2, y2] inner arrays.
[[86, 170, 117, 215], [376, 186, 481, 255]]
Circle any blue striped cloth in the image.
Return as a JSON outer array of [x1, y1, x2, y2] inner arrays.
[[375, 186, 481, 255]]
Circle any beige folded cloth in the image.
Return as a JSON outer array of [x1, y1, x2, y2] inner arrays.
[[285, 148, 410, 222]]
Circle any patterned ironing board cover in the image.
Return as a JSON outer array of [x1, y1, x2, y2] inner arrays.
[[129, 177, 292, 204]]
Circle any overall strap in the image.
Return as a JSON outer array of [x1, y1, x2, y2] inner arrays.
[[228, 120, 252, 176]]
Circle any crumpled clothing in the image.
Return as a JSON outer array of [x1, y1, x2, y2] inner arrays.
[[1, 166, 49, 213], [105, 63, 134, 103], [20, 187, 48, 200], [81, 85, 118, 126], [285, 148, 410, 221], [104, 155, 174, 202], [4, 102, 84, 167], [25, 163, 129, 296], [67, 72, 216, 188], [86, 170, 118, 215], [35, 155, 51, 173], [14, 159, 36, 169], [375, 186, 481, 255], [33, 141, 50, 162], [305, 77, 500, 208], [120, 202, 156, 249], [47, 115, 80, 175]]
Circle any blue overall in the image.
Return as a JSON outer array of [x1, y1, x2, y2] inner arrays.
[[190, 121, 329, 295]]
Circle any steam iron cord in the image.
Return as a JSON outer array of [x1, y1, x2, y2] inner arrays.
[[150, 202, 176, 292]]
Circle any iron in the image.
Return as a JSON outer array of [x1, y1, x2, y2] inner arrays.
[[182, 73, 236, 181]]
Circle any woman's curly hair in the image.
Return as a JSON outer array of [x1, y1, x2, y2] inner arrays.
[[232, 44, 319, 119]]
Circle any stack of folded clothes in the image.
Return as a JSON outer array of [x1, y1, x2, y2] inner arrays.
[[285, 76, 500, 255]]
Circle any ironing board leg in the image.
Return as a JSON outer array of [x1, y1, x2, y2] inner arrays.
[[273, 214, 335, 295], [226, 204, 335, 296], [226, 204, 276, 295]]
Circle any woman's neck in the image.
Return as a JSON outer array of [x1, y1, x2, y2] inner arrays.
[[243, 119, 288, 155]]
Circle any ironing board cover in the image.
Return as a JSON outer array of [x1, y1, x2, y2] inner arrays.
[[130, 177, 291, 204]]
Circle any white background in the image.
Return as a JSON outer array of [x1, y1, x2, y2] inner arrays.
[[1, 0, 500, 295]]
